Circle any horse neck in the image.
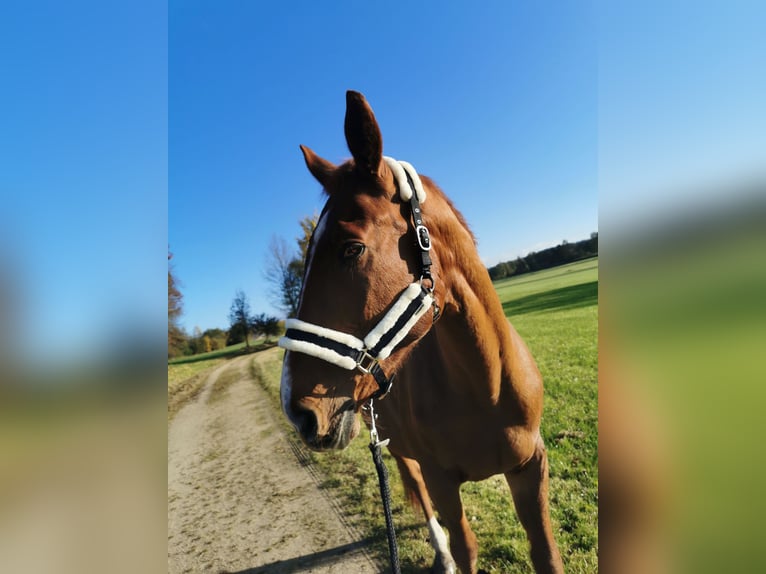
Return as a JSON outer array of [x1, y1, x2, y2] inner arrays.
[[427, 197, 515, 394]]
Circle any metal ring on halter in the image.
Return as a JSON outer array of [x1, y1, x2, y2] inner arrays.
[[355, 350, 379, 374], [419, 273, 435, 293]]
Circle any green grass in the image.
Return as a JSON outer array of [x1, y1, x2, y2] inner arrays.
[[251, 258, 599, 573], [499, 259, 598, 572], [168, 356, 227, 387], [168, 338, 277, 366]]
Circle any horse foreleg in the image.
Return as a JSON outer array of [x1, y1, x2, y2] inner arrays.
[[505, 438, 564, 574], [419, 465, 479, 574], [393, 455, 457, 574]]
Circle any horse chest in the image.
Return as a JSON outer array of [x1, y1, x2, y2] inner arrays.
[[382, 378, 528, 479]]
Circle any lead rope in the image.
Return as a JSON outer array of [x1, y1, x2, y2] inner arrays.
[[367, 161, 426, 573], [366, 399, 401, 574]]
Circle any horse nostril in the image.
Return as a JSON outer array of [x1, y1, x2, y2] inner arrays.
[[294, 406, 318, 441]]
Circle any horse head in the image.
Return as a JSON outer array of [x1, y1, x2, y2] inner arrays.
[[279, 91, 440, 451]]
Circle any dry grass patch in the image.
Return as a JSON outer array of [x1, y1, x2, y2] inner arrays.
[[168, 371, 210, 421]]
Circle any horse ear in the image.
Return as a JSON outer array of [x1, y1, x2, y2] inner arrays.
[[300, 145, 336, 188], [344, 90, 383, 177]]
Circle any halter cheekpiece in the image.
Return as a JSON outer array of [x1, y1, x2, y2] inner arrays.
[[278, 157, 436, 400]]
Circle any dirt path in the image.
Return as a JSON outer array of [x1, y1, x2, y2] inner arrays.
[[168, 350, 381, 573]]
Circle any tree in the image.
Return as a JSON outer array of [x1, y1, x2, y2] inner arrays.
[[488, 260, 517, 281], [297, 213, 318, 262], [515, 256, 530, 274], [265, 236, 301, 317], [228, 290, 254, 349], [226, 322, 248, 346], [168, 251, 186, 358], [587, 232, 598, 255], [265, 214, 318, 318], [202, 328, 226, 350], [251, 313, 281, 342]]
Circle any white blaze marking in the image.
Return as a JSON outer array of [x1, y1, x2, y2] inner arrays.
[[280, 358, 293, 419], [302, 211, 327, 288], [427, 515, 451, 557], [282, 212, 327, 430]]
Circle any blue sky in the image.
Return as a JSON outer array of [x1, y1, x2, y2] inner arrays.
[[2, 1, 763, 359], [599, 1, 765, 229], [1, 0, 167, 362], [169, 1, 597, 332]]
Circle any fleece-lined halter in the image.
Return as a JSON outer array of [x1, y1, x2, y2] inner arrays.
[[278, 157, 436, 400]]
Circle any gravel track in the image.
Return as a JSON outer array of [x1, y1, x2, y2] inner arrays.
[[168, 350, 381, 573]]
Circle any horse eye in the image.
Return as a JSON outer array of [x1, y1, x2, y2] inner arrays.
[[342, 242, 365, 260]]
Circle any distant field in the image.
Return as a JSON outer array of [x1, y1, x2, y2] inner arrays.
[[253, 257, 599, 573]]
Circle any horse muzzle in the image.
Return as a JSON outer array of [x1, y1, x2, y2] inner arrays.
[[289, 401, 360, 451]]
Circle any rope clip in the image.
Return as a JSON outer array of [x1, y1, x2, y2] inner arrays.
[[365, 399, 390, 448], [419, 272, 435, 294]]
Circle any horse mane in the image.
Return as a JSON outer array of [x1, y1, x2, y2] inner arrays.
[[419, 174, 476, 246]]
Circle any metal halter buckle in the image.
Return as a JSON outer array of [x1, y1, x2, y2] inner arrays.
[[415, 224, 432, 251], [355, 351, 378, 374]]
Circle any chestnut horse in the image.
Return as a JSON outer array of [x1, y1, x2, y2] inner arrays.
[[279, 91, 563, 574]]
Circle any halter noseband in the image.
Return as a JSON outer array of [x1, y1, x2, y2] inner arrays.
[[278, 157, 436, 400]]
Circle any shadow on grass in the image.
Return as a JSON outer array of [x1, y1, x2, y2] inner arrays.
[[503, 281, 598, 316], [168, 341, 279, 366]]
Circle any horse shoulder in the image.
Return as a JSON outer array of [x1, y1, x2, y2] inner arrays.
[[501, 319, 544, 428]]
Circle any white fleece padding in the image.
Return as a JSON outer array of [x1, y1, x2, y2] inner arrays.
[[279, 318, 364, 371], [301, 211, 327, 293], [383, 156, 426, 204], [283, 318, 364, 351], [364, 283, 433, 360], [280, 360, 293, 415], [398, 160, 426, 203], [278, 337, 359, 371]]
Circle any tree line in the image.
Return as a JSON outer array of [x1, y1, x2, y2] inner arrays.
[[487, 232, 598, 281], [167, 283, 282, 359], [168, 252, 281, 358]]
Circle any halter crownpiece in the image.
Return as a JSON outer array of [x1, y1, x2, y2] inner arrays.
[[383, 157, 426, 203], [279, 158, 435, 400]]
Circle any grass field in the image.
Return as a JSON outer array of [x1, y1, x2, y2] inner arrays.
[[168, 257, 598, 571], [499, 259, 598, 572]]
